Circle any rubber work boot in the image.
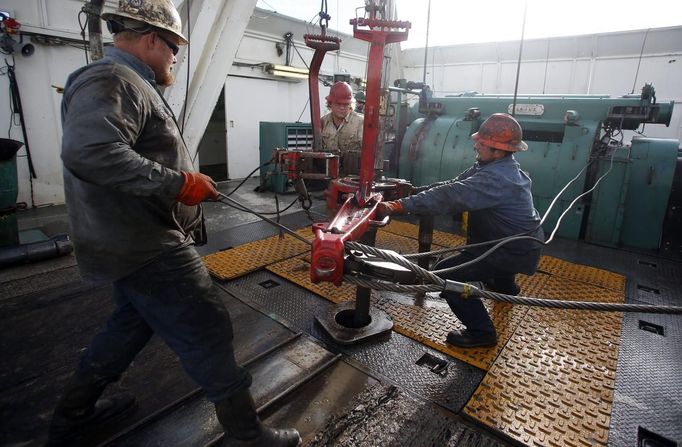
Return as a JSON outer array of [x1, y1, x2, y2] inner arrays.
[[446, 329, 498, 348], [45, 373, 137, 446], [215, 388, 301, 447]]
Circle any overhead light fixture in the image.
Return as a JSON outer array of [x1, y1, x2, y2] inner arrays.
[[265, 63, 309, 79]]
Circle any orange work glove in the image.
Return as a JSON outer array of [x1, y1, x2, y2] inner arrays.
[[176, 171, 219, 206], [376, 201, 405, 218]]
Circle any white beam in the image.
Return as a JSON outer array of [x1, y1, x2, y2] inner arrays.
[[165, 0, 257, 164]]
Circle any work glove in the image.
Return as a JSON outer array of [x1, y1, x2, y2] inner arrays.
[[376, 201, 405, 219], [176, 171, 219, 206]]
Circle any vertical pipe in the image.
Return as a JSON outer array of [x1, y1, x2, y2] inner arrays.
[[421, 0, 431, 85], [511, 1, 527, 117], [415, 215, 434, 305], [358, 41, 386, 202], [353, 228, 376, 327]]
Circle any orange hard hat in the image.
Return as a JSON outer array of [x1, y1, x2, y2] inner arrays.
[[471, 113, 528, 152], [326, 82, 353, 105]]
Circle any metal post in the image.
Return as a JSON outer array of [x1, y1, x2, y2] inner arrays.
[[353, 228, 377, 327], [416, 215, 434, 305]]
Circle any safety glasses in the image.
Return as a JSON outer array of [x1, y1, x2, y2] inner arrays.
[[156, 33, 179, 56]]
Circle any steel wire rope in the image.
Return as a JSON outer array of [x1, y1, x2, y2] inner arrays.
[[211, 161, 682, 314], [343, 241, 682, 314]]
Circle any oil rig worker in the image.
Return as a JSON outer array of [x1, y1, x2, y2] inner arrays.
[[48, 1, 300, 446], [376, 113, 544, 348], [320, 81, 364, 175]]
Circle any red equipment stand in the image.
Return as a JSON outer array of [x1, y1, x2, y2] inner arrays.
[[311, 6, 411, 344]]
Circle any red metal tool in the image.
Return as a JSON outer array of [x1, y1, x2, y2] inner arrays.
[[304, 32, 341, 151], [310, 6, 410, 285]]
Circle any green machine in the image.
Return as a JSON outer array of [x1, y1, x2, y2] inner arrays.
[[0, 138, 23, 246], [397, 85, 679, 251], [258, 122, 313, 193]]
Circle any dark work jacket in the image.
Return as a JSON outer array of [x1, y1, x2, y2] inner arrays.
[[61, 47, 204, 282], [399, 155, 544, 275]]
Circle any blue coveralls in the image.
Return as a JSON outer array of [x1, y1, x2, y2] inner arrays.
[[399, 155, 544, 336], [60, 48, 250, 401]]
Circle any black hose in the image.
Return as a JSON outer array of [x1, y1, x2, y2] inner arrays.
[[228, 160, 272, 196]]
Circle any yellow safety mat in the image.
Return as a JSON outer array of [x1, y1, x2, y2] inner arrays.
[[538, 256, 626, 293], [204, 227, 313, 280], [464, 307, 622, 446], [382, 220, 468, 248]]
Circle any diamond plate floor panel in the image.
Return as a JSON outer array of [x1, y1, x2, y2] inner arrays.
[[538, 256, 626, 293], [221, 270, 485, 413], [608, 312, 682, 446], [464, 308, 623, 447], [204, 228, 312, 280]]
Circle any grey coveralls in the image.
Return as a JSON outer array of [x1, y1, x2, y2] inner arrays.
[[399, 155, 544, 335], [60, 47, 250, 401]]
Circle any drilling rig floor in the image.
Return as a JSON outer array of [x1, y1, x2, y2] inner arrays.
[[1, 179, 680, 447]]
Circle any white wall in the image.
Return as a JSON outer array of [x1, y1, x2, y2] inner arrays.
[[0, 28, 87, 206], [224, 76, 317, 178]]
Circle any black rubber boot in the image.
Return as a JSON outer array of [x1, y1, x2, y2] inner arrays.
[[446, 329, 497, 348], [215, 389, 301, 447], [45, 373, 137, 446]]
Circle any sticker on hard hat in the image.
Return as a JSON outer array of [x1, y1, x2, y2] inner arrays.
[[507, 104, 544, 116]]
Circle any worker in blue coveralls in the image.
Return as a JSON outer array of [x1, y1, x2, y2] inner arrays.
[[46, 1, 300, 446], [377, 113, 544, 348]]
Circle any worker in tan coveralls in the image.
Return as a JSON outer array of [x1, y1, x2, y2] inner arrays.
[[320, 81, 364, 175]]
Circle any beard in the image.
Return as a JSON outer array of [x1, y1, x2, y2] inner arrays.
[[156, 70, 175, 87]]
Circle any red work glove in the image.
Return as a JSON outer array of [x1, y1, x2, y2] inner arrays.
[[176, 171, 219, 205], [376, 201, 405, 218]]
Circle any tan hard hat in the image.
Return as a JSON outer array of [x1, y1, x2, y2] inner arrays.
[[102, 0, 188, 44], [471, 113, 528, 152]]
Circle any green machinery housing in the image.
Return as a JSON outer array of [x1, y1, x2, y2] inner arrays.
[[397, 85, 679, 251]]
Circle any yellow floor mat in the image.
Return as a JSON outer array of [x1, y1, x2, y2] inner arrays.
[[204, 227, 313, 280], [539, 255, 626, 293], [383, 220, 467, 248], [464, 306, 623, 446]]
